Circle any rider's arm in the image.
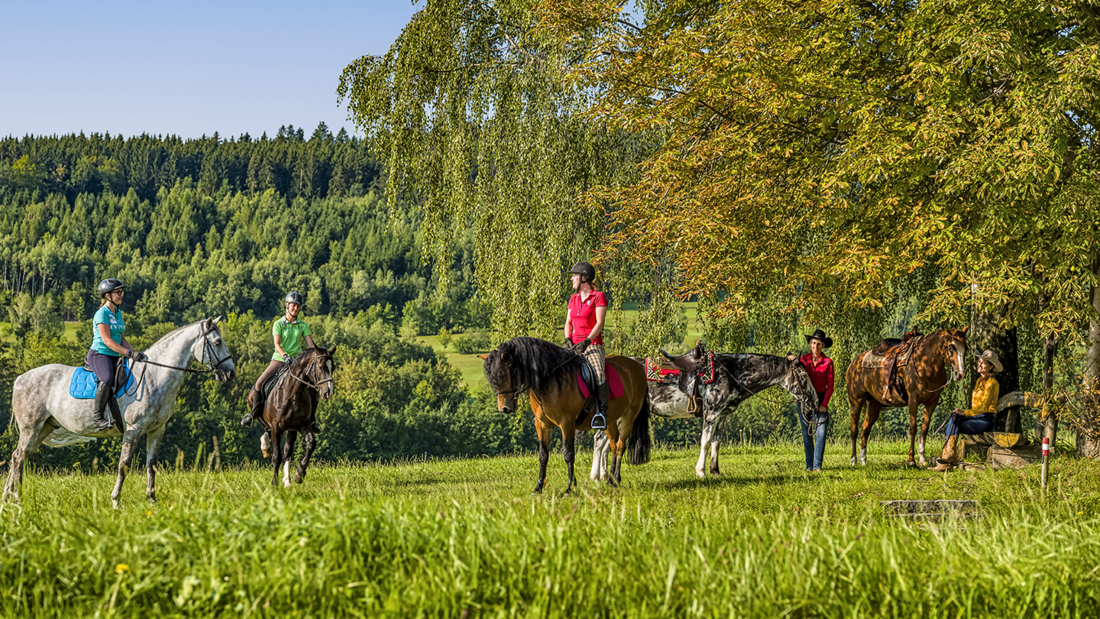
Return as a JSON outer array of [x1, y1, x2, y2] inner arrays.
[[97, 323, 132, 357], [119, 333, 136, 354], [273, 333, 289, 361], [588, 305, 607, 341], [304, 335, 316, 349], [564, 312, 573, 342]]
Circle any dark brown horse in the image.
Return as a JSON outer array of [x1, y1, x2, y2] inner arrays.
[[251, 346, 336, 487], [481, 337, 649, 494], [847, 328, 967, 467]]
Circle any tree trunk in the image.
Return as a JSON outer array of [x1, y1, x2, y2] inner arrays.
[[970, 303, 1020, 431], [1077, 256, 1100, 458]]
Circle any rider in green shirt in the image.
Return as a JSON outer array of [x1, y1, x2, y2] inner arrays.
[[241, 292, 317, 429]]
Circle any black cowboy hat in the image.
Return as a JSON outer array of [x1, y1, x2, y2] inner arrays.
[[804, 328, 833, 349]]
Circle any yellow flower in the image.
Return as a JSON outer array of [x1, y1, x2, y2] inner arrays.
[[115, 564, 130, 574]]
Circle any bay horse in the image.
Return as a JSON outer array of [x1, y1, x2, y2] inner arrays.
[[481, 337, 649, 494], [592, 348, 819, 480], [847, 328, 967, 467], [251, 346, 336, 487], [3, 318, 235, 506]]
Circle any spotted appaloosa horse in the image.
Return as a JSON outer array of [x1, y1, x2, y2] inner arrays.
[[592, 349, 818, 480], [482, 337, 649, 494], [847, 328, 967, 467]]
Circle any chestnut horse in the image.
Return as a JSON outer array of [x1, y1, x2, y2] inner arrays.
[[481, 337, 649, 494], [847, 328, 967, 467]]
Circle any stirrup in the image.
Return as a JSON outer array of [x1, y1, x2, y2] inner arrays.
[[240, 413, 253, 427], [591, 412, 606, 430]]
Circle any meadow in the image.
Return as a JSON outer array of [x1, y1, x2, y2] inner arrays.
[[2, 438, 1099, 617]]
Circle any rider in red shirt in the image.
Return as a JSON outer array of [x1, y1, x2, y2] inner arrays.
[[789, 329, 834, 471], [564, 262, 608, 429]]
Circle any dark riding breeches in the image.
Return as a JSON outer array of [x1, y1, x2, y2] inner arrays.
[[252, 360, 287, 404], [86, 350, 124, 390]]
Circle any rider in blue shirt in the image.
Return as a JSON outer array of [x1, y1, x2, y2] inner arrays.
[[86, 279, 146, 431]]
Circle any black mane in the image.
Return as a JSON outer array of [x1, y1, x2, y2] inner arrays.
[[484, 337, 583, 394]]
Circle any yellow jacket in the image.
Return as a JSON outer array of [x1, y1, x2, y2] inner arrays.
[[964, 376, 999, 416]]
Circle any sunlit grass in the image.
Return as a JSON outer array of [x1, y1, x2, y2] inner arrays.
[[2, 439, 1099, 616]]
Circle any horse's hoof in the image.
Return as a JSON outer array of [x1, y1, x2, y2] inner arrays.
[[860, 459, 867, 467], [261, 449, 271, 459], [694, 469, 706, 479], [710, 469, 721, 477], [293, 474, 303, 484], [919, 458, 928, 467], [850, 457, 857, 466]]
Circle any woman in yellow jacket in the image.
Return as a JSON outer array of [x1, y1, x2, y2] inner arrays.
[[929, 349, 1002, 471]]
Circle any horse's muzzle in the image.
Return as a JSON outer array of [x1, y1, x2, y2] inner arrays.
[[320, 385, 334, 400]]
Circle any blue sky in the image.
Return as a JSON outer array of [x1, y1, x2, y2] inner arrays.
[[0, 1, 421, 139]]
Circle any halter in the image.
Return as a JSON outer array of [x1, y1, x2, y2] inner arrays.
[[910, 335, 963, 394]]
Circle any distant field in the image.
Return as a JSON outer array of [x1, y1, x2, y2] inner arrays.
[[419, 302, 704, 387], [2, 439, 1098, 617]]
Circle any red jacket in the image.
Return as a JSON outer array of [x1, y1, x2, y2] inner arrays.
[[799, 353, 835, 408]]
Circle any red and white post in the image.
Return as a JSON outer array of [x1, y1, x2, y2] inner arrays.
[[1041, 437, 1050, 490]]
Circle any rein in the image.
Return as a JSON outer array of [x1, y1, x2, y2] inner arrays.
[[133, 326, 234, 374], [283, 356, 334, 391]]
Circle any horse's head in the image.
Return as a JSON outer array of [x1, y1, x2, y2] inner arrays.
[[194, 316, 235, 382], [942, 327, 968, 382], [783, 359, 820, 411], [297, 345, 337, 400], [481, 347, 519, 414]]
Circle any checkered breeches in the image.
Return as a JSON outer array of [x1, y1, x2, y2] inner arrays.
[[582, 344, 606, 384]]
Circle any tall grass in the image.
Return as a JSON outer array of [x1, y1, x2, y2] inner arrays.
[[2, 439, 1099, 617]]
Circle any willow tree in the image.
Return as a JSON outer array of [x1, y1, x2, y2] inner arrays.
[[338, 0, 648, 340], [539, 0, 1100, 450]]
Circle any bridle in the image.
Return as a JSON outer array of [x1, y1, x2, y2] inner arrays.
[[911, 335, 964, 394], [137, 325, 234, 376], [284, 352, 335, 391]]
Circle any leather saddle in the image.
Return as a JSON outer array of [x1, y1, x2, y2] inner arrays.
[[870, 328, 924, 405], [262, 365, 292, 398], [654, 341, 711, 417]]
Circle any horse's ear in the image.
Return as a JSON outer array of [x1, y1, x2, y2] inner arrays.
[[213, 315, 222, 325], [203, 317, 213, 331], [329, 344, 338, 356], [477, 354, 488, 360], [960, 325, 969, 335]]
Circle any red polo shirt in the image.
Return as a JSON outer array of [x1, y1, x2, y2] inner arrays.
[[568, 291, 607, 345], [799, 353, 835, 407]]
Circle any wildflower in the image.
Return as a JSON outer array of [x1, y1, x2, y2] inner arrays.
[[115, 564, 130, 574]]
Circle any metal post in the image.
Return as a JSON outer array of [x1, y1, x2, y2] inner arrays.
[[1041, 437, 1050, 490]]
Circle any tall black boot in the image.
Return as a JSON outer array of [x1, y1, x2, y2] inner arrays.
[[107, 395, 124, 432], [92, 383, 113, 432], [241, 389, 264, 427], [591, 382, 609, 430]]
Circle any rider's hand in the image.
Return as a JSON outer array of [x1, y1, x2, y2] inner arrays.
[[572, 338, 591, 352], [134, 351, 148, 362], [282, 353, 295, 364]]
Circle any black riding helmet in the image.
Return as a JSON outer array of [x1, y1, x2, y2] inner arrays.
[[569, 262, 595, 284], [98, 278, 124, 297], [285, 291, 304, 305]]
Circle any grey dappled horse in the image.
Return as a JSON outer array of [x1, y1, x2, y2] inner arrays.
[[591, 352, 818, 480], [3, 317, 235, 506]]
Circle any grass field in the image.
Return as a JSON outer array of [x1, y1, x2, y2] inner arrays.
[[3, 439, 1100, 617]]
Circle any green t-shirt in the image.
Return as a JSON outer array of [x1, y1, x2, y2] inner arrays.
[[91, 305, 125, 356], [272, 317, 311, 362]]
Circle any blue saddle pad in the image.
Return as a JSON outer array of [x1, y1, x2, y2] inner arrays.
[[69, 365, 134, 399]]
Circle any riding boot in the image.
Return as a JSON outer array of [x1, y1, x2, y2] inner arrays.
[[928, 435, 959, 471], [241, 389, 264, 427], [92, 382, 113, 432], [107, 395, 124, 432], [591, 382, 609, 430]]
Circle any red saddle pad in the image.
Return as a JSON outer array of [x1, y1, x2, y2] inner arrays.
[[577, 364, 625, 399]]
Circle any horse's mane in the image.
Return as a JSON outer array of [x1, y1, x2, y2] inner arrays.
[[145, 319, 216, 354], [716, 353, 791, 378], [288, 347, 328, 371], [484, 337, 582, 394]]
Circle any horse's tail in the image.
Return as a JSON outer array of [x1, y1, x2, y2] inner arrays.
[[628, 396, 652, 465]]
